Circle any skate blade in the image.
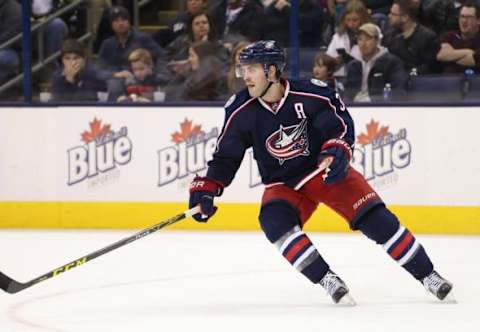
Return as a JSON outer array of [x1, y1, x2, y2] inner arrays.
[[338, 293, 357, 306], [441, 291, 457, 304]]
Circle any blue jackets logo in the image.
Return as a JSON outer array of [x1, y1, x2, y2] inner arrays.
[[352, 119, 411, 189], [158, 118, 219, 186], [67, 118, 132, 185], [265, 118, 310, 165]]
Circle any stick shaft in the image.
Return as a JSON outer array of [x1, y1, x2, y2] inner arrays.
[[1, 160, 333, 294], [0, 206, 199, 294]]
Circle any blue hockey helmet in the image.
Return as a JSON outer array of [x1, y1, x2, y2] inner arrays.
[[237, 40, 286, 78]]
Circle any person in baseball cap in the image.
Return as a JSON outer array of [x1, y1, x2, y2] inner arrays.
[[357, 22, 383, 40], [109, 5, 131, 23], [344, 22, 408, 102]]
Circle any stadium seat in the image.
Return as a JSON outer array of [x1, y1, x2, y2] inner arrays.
[[407, 75, 464, 102]]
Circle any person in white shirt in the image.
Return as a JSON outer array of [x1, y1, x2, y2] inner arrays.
[[326, 0, 371, 77], [344, 22, 408, 102]]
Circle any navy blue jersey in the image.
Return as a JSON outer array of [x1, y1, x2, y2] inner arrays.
[[206, 79, 355, 189]]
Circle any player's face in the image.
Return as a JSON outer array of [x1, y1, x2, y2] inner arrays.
[[357, 33, 378, 60], [192, 14, 210, 41], [240, 63, 268, 98], [131, 61, 152, 81]]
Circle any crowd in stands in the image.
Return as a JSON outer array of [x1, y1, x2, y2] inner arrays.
[[0, 0, 479, 102]]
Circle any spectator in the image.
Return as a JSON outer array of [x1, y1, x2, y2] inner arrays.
[[327, 0, 371, 76], [436, 1, 480, 73], [209, 0, 266, 43], [166, 40, 227, 101], [344, 22, 408, 101], [0, 0, 21, 86], [155, 0, 208, 47], [98, 6, 167, 75], [117, 48, 158, 102], [51, 39, 106, 101], [412, 0, 458, 36], [312, 51, 344, 93], [97, 6, 168, 99], [226, 40, 250, 94], [383, 0, 441, 74], [92, 0, 135, 52], [166, 10, 221, 61]]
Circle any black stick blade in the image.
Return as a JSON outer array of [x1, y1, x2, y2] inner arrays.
[[0, 271, 14, 293], [0, 271, 27, 294]]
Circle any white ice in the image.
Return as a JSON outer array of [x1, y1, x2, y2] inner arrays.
[[0, 230, 478, 332]]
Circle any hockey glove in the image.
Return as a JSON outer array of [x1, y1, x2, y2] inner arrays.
[[189, 176, 224, 222], [318, 139, 352, 185]]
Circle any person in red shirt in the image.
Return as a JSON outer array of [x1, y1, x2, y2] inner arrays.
[[436, 1, 480, 73]]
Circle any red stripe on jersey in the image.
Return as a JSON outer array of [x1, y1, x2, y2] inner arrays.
[[285, 237, 311, 262], [390, 232, 414, 259]]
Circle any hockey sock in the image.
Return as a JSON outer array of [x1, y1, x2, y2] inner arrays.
[[274, 225, 330, 283], [357, 206, 433, 280], [259, 201, 330, 283]]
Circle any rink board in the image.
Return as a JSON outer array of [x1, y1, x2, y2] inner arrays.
[[0, 202, 479, 234], [0, 106, 479, 234]]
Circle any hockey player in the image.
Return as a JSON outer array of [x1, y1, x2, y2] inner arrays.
[[188, 40, 453, 305]]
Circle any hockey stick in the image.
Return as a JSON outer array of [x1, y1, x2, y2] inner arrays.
[[0, 206, 200, 294]]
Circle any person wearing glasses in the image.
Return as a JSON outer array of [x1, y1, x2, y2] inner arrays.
[[436, 1, 480, 73], [383, 0, 441, 74]]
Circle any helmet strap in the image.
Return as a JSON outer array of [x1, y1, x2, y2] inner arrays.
[[259, 64, 278, 98], [259, 81, 274, 98]]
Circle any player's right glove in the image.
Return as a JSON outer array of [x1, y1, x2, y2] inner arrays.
[[318, 138, 352, 185], [189, 176, 224, 222]]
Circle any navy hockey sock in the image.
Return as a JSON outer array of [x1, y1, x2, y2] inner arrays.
[[357, 206, 433, 280], [259, 201, 330, 283]]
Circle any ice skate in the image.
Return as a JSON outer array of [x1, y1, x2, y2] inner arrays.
[[319, 271, 356, 306], [422, 270, 455, 302]]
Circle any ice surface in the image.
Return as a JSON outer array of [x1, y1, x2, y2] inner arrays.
[[0, 231, 478, 332]]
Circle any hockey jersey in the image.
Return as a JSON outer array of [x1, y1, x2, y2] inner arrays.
[[206, 78, 355, 190]]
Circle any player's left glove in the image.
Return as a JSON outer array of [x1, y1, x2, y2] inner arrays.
[[189, 176, 224, 222], [318, 138, 352, 185]]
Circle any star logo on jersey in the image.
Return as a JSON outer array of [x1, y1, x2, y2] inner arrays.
[[265, 118, 310, 164]]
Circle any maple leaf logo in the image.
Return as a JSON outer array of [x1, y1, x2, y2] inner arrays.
[[81, 118, 112, 143], [356, 119, 390, 145], [171, 118, 204, 144]]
